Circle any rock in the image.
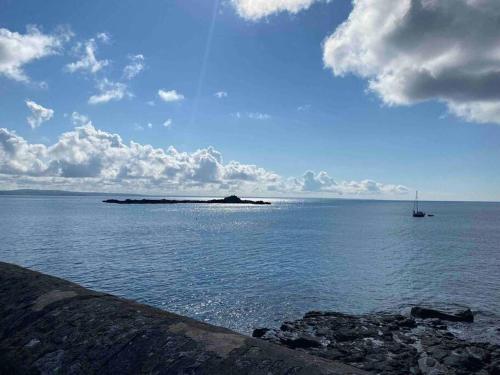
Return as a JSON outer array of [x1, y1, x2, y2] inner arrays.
[[489, 360, 500, 375], [103, 195, 271, 205], [455, 309, 474, 322], [255, 309, 499, 375], [411, 307, 474, 322], [0, 262, 366, 375], [443, 352, 483, 372], [467, 346, 490, 362], [252, 328, 270, 338], [284, 336, 323, 349], [398, 317, 417, 328]]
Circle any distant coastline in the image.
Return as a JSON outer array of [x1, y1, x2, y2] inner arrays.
[[0, 189, 140, 197]]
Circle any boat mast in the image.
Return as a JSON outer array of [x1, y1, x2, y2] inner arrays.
[[415, 191, 419, 212]]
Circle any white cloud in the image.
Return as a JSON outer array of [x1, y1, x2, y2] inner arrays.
[[88, 79, 130, 105], [147, 123, 153, 129], [123, 54, 145, 80], [158, 89, 185, 102], [163, 119, 173, 128], [0, 124, 279, 188], [0, 128, 49, 175], [297, 104, 311, 111], [270, 170, 408, 196], [96, 32, 110, 44], [0, 25, 71, 82], [71, 112, 91, 126], [214, 91, 228, 98], [0, 123, 408, 197], [231, 112, 271, 120], [231, 0, 323, 20], [25, 100, 54, 129], [248, 112, 271, 120], [66, 35, 109, 75], [323, 0, 500, 125], [302, 170, 336, 191]]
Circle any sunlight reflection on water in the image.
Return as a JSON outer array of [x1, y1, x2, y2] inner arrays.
[[1, 196, 499, 343]]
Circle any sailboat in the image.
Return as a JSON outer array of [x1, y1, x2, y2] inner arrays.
[[412, 191, 426, 217]]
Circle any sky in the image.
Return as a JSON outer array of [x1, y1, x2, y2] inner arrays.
[[1, 0, 500, 201]]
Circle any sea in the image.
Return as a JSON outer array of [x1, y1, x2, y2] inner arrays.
[[1, 195, 499, 344]]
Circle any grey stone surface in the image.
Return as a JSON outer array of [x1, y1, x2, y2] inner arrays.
[[256, 311, 500, 374], [0, 262, 366, 374]]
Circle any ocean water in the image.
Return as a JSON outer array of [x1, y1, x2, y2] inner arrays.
[[1, 196, 499, 343]]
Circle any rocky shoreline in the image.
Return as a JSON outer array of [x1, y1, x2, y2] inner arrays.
[[253, 308, 500, 374]]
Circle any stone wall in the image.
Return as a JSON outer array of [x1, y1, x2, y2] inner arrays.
[[0, 262, 366, 374]]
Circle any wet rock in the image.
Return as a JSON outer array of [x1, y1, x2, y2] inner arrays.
[[252, 327, 270, 338], [284, 335, 323, 349], [489, 360, 500, 375], [411, 307, 474, 322], [255, 310, 499, 375]]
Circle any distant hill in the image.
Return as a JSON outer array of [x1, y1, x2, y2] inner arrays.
[[0, 189, 141, 197]]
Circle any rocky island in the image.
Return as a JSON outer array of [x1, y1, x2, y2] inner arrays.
[[103, 195, 271, 205], [253, 308, 500, 375]]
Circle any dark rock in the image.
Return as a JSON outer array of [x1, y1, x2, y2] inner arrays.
[[489, 360, 500, 375], [280, 322, 295, 331], [443, 352, 483, 371], [103, 195, 271, 205], [255, 309, 499, 375], [411, 306, 474, 322], [397, 317, 417, 328], [252, 328, 270, 338], [455, 309, 474, 322], [0, 262, 366, 375], [467, 346, 490, 362], [284, 336, 323, 349]]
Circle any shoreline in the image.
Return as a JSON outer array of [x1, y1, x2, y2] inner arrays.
[[1, 262, 499, 374], [256, 310, 500, 374], [0, 262, 363, 374]]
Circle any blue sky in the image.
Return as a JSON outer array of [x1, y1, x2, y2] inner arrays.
[[1, 0, 500, 200]]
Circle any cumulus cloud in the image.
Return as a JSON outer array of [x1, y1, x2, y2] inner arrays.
[[0, 128, 49, 175], [323, 0, 500, 124], [0, 124, 406, 196], [25, 100, 54, 129], [0, 124, 280, 189], [123, 54, 145, 80], [214, 91, 228, 98], [66, 34, 109, 75], [231, 0, 323, 20], [0, 25, 71, 82], [302, 170, 336, 192], [88, 79, 130, 104], [158, 89, 185, 102], [272, 170, 409, 196]]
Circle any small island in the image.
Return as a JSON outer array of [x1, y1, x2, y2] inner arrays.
[[103, 195, 271, 205]]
